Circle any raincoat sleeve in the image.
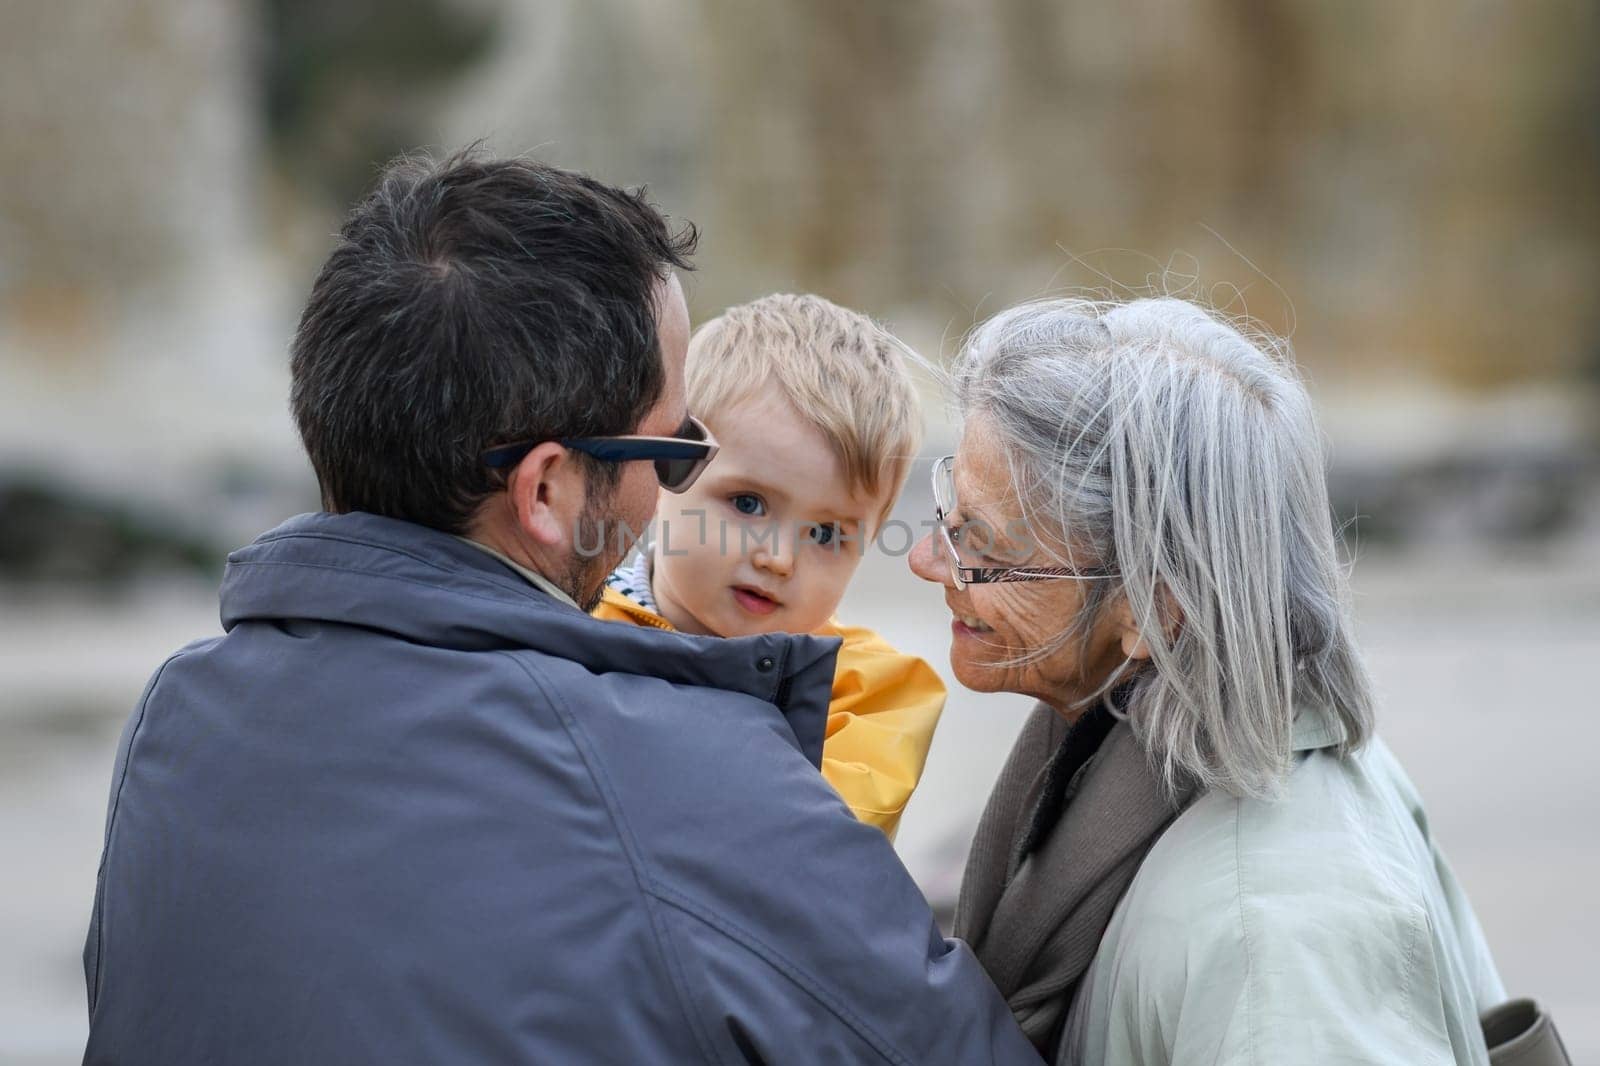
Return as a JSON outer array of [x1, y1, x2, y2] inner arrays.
[[1375, 741, 1508, 1010], [818, 621, 946, 840]]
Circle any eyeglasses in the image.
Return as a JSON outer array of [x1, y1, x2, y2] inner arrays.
[[930, 455, 1117, 590], [482, 415, 719, 493]]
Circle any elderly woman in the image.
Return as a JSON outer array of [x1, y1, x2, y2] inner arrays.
[[908, 298, 1508, 1064]]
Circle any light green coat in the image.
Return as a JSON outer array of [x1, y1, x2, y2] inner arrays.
[[1060, 709, 1506, 1065]]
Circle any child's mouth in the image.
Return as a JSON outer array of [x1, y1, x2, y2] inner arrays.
[[732, 585, 780, 616]]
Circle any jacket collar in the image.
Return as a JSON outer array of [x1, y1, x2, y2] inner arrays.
[[1291, 700, 1349, 752], [598, 587, 676, 630], [451, 535, 580, 610], [220, 512, 841, 764]]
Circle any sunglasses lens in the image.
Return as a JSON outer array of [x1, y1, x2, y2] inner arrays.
[[654, 457, 698, 491], [654, 416, 713, 492]]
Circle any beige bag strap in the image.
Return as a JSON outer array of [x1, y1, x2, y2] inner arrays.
[[1482, 999, 1571, 1066]]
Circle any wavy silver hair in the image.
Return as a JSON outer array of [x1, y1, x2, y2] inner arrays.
[[952, 296, 1374, 799]]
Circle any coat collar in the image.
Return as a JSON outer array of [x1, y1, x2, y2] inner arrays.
[[1291, 700, 1349, 752], [220, 512, 841, 765]]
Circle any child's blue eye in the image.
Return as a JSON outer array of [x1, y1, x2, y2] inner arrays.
[[807, 523, 839, 547], [730, 493, 766, 517]]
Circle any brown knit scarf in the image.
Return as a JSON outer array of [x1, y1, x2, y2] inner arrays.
[[954, 701, 1195, 1055]]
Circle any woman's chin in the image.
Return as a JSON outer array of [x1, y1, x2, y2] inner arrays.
[[949, 653, 1007, 694]]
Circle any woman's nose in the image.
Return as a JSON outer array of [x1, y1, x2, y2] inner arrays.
[[908, 531, 949, 586]]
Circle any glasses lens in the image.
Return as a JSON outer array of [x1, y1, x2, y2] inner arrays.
[[654, 417, 712, 492], [933, 456, 954, 514], [936, 525, 966, 590], [931, 457, 964, 588], [654, 457, 698, 491]]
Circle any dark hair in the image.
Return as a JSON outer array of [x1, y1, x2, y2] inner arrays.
[[289, 148, 698, 533]]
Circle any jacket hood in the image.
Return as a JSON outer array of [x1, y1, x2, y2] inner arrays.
[[220, 512, 841, 762]]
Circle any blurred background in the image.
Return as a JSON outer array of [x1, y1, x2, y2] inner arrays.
[[2, 1, 1597, 1062]]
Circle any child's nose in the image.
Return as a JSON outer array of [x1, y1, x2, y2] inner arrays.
[[752, 541, 794, 578]]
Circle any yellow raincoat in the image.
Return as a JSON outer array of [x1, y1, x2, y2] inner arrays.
[[593, 587, 945, 840]]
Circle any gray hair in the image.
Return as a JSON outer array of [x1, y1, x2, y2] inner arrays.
[[952, 296, 1375, 800]]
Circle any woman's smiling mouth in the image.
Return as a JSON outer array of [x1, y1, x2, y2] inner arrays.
[[952, 612, 994, 634]]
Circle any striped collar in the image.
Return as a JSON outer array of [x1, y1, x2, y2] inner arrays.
[[605, 551, 657, 612]]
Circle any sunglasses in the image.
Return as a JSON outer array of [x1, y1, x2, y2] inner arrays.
[[482, 415, 719, 493]]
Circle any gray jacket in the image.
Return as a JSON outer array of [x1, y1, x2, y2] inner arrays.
[[1059, 713, 1504, 1065], [83, 512, 1039, 1065]]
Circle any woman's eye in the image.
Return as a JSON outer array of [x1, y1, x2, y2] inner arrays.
[[807, 523, 839, 547], [951, 522, 998, 562], [730, 493, 766, 517]]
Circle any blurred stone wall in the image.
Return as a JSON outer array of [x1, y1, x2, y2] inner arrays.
[[0, 0, 303, 569], [4, 0, 1595, 392], [0, 0, 258, 353], [0, 0, 1595, 568], [439, 0, 1600, 392]]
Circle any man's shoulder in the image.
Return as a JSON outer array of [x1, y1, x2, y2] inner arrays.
[[148, 634, 226, 677], [495, 629, 836, 815], [133, 634, 240, 721], [533, 645, 822, 777]]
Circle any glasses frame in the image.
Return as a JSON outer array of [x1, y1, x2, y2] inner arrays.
[[482, 415, 719, 493], [930, 455, 1117, 591]]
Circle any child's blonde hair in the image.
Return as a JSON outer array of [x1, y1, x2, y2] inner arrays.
[[686, 293, 923, 531]]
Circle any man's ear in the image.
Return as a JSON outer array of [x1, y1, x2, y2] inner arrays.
[[504, 442, 583, 548], [1115, 583, 1184, 662]]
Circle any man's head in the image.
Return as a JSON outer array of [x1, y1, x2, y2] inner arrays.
[[650, 293, 925, 637], [289, 148, 696, 608]]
